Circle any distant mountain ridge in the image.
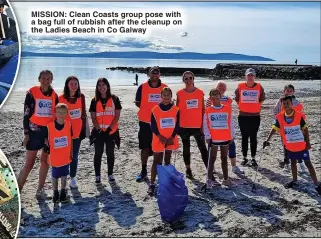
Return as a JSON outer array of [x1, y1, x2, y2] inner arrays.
[[21, 51, 274, 61]]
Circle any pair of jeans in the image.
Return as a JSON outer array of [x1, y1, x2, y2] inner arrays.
[[69, 138, 81, 178]]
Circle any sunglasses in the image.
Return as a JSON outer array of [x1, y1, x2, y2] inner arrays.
[[184, 77, 193, 81], [151, 71, 159, 75]]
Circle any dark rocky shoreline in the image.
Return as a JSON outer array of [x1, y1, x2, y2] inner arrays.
[[106, 63, 321, 80]]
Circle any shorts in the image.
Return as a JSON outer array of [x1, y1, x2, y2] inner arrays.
[[287, 150, 310, 161], [211, 140, 231, 146], [26, 126, 47, 151], [138, 121, 152, 150], [52, 164, 70, 178], [228, 140, 236, 158]]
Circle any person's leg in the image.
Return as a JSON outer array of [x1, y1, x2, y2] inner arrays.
[[207, 145, 217, 181], [70, 138, 81, 179], [52, 175, 59, 203], [229, 140, 244, 174], [249, 116, 260, 166], [60, 176, 68, 203], [304, 160, 319, 185], [106, 137, 116, 181], [238, 115, 250, 165], [220, 145, 229, 182], [37, 150, 49, 192], [164, 150, 172, 165], [193, 129, 209, 167], [285, 157, 298, 188], [17, 150, 37, 192], [180, 128, 193, 178], [148, 152, 162, 195], [137, 122, 152, 182], [94, 138, 104, 183]]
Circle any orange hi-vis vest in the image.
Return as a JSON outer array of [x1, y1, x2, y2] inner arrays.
[[58, 95, 83, 139], [138, 82, 167, 123], [151, 104, 179, 153], [177, 88, 204, 128], [96, 98, 118, 135], [29, 86, 56, 126], [206, 105, 232, 142], [276, 111, 306, 152], [47, 121, 72, 167], [238, 82, 262, 113], [206, 95, 233, 109], [281, 101, 306, 120]]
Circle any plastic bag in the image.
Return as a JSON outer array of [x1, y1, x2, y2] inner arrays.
[[157, 164, 188, 223]]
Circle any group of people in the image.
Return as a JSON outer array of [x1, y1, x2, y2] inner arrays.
[[17, 66, 321, 204]]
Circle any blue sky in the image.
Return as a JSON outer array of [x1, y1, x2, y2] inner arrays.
[[10, 2, 321, 63]]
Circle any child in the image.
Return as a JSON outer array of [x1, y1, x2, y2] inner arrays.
[[205, 81, 244, 175], [44, 103, 73, 203], [264, 95, 321, 195], [203, 89, 234, 187], [273, 84, 306, 173], [149, 87, 180, 195]]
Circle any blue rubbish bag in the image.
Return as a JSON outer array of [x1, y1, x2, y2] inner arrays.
[[157, 164, 188, 223]]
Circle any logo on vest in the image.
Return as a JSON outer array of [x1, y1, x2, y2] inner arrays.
[[160, 117, 175, 129], [209, 113, 228, 129], [54, 136, 68, 148], [148, 94, 161, 103], [35, 99, 53, 117], [186, 99, 198, 109], [70, 109, 81, 119], [241, 90, 259, 103], [284, 125, 304, 143]]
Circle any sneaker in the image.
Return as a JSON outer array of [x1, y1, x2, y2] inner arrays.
[[95, 176, 101, 184], [232, 166, 245, 174], [136, 171, 147, 183], [207, 179, 221, 188], [241, 158, 248, 166], [283, 163, 290, 172], [186, 168, 194, 179], [36, 189, 46, 199], [60, 189, 69, 203], [148, 184, 156, 195], [108, 175, 115, 182], [70, 178, 78, 189], [251, 158, 258, 168], [52, 190, 59, 203], [284, 180, 298, 189], [299, 163, 307, 174], [279, 161, 285, 168], [222, 179, 233, 187], [315, 183, 321, 196]]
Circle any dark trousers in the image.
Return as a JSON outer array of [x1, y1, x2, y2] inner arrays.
[[179, 128, 208, 167], [94, 131, 116, 176], [238, 115, 260, 158], [70, 138, 81, 178]]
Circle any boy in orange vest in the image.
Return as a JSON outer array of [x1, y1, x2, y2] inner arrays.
[[149, 87, 180, 195], [264, 96, 321, 195], [273, 84, 307, 173], [44, 103, 73, 203], [203, 89, 234, 187]]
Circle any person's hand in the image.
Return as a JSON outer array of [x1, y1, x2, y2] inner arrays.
[[263, 141, 270, 149], [43, 144, 50, 154], [158, 135, 167, 145], [23, 135, 30, 147], [70, 153, 73, 161], [306, 142, 311, 150], [106, 127, 112, 135], [167, 136, 174, 146], [206, 139, 211, 145], [229, 140, 233, 145]]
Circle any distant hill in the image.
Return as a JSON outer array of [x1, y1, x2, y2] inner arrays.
[[21, 51, 274, 61]]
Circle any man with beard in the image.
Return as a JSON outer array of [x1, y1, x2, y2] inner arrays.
[[135, 67, 167, 182]]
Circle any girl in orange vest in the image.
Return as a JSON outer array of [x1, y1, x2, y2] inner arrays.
[[203, 89, 234, 187], [234, 68, 265, 168], [273, 84, 307, 173], [58, 76, 87, 189], [149, 87, 180, 195], [17, 70, 58, 198], [89, 78, 122, 184], [176, 71, 208, 179], [44, 103, 73, 203], [206, 80, 244, 175], [264, 96, 321, 195]]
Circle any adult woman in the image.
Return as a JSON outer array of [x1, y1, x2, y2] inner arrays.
[[234, 68, 265, 167], [176, 71, 207, 179], [17, 70, 58, 197], [89, 78, 122, 183], [58, 76, 87, 189]]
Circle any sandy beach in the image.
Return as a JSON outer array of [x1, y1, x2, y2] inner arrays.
[[0, 79, 320, 237]]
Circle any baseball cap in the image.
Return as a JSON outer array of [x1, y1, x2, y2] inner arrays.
[[245, 68, 256, 76], [149, 66, 160, 74]]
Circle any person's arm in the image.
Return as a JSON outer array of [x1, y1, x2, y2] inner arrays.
[[234, 87, 240, 104], [230, 109, 235, 139], [259, 85, 266, 103], [135, 85, 142, 108], [205, 97, 211, 108], [273, 99, 281, 118], [263, 119, 279, 148], [176, 93, 179, 107], [43, 127, 50, 154], [70, 125, 73, 159], [300, 116, 310, 149], [203, 112, 211, 141], [150, 112, 160, 136], [171, 110, 180, 137], [89, 98, 101, 131], [22, 91, 35, 146], [201, 95, 205, 133], [107, 96, 122, 134]]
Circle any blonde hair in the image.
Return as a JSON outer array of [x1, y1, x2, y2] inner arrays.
[[216, 80, 227, 89], [55, 103, 68, 111], [161, 87, 173, 96], [182, 71, 195, 82]]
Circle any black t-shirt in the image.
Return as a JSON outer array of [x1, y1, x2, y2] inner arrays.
[[89, 95, 122, 112], [44, 120, 73, 139]]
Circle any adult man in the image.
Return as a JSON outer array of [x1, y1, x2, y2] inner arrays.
[[135, 66, 167, 182], [235, 68, 265, 167]]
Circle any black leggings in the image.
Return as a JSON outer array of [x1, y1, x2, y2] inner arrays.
[[238, 115, 260, 158], [179, 128, 208, 167], [94, 132, 115, 176]]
